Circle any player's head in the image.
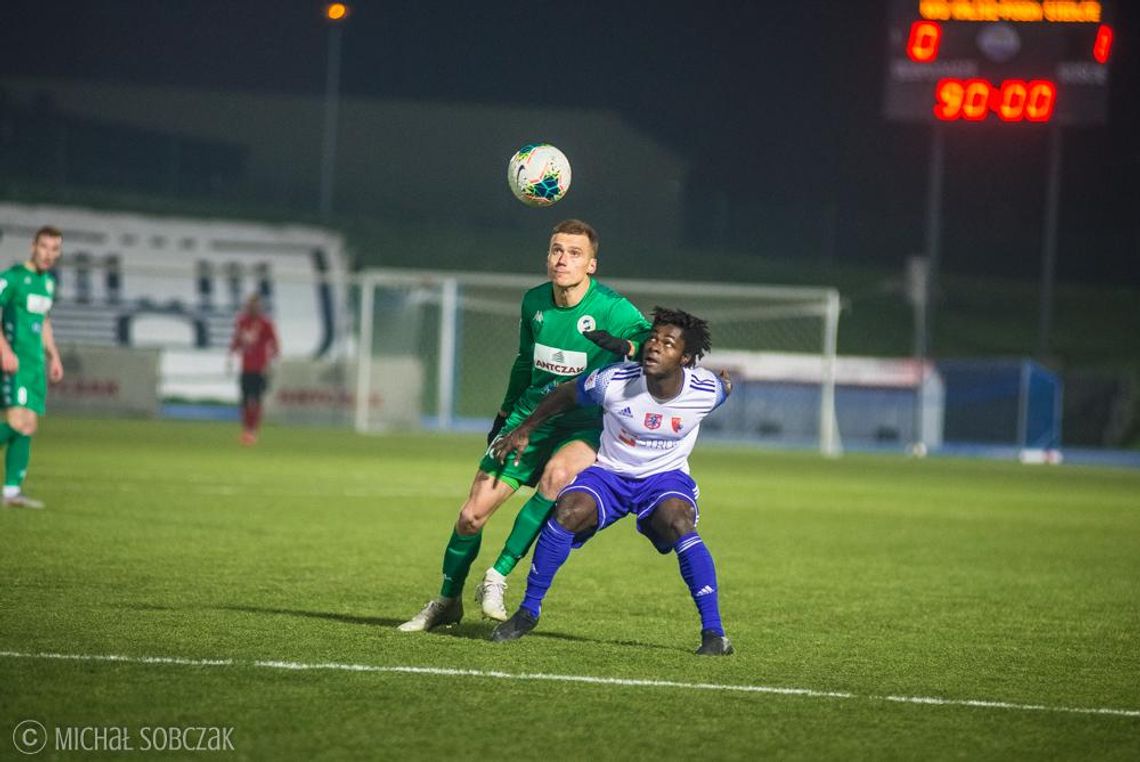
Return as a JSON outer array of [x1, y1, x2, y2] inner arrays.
[[643, 307, 710, 372], [244, 293, 262, 315], [30, 226, 63, 273], [547, 219, 597, 288]]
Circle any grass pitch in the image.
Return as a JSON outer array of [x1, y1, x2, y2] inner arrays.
[[2, 418, 1138, 760]]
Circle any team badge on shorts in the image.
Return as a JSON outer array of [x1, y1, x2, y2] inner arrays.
[[577, 315, 596, 333], [645, 413, 662, 430]]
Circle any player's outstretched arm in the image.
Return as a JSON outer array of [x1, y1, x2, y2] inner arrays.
[[491, 381, 581, 466], [582, 329, 634, 359]]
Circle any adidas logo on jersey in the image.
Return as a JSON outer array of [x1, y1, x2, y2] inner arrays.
[[617, 406, 633, 418], [695, 585, 716, 597]]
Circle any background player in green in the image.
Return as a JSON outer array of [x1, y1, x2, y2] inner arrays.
[[0, 225, 64, 509], [399, 219, 651, 631]]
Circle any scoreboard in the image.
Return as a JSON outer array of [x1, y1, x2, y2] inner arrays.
[[884, 0, 1115, 124]]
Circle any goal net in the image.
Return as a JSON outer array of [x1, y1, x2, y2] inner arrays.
[[351, 269, 841, 455]]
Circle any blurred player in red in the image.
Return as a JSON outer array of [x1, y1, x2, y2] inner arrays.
[[228, 294, 279, 445]]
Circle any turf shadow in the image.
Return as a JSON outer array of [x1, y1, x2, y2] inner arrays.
[[208, 604, 685, 652], [215, 604, 407, 628], [428, 621, 684, 652]]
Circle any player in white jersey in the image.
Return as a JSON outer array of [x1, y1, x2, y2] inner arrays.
[[489, 307, 735, 655]]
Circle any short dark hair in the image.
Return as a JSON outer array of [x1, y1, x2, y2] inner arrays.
[[551, 219, 598, 256], [652, 306, 711, 367], [34, 226, 62, 243]]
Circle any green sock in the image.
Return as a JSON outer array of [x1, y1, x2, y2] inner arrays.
[[0, 423, 18, 447], [440, 527, 482, 598], [5, 434, 31, 490], [492, 493, 556, 576]]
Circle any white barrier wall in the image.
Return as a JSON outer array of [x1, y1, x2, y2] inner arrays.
[[51, 344, 161, 417], [266, 357, 424, 430]]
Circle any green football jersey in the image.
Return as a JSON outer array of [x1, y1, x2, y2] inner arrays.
[[0, 264, 56, 370], [499, 278, 651, 429]]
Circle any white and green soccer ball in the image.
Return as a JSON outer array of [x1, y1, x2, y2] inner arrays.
[[507, 143, 572, 207]]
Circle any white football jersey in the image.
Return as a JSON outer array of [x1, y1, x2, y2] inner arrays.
[[577, 361, 729, 478]]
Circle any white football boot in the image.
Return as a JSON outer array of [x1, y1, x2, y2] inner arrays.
[[3, 494, 44, 509], [475, 568, 509, 621], [397, 597, 463, 632]]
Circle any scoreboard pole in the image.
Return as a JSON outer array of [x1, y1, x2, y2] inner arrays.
[[913, 123, 945, 451], [1037, 125, 1063, 358], [922, 123, 945, 358]]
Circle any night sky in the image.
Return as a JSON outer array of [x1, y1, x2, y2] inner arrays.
[[1, 0, 1137, 285]]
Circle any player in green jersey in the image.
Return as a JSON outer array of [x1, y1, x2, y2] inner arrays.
[[0, 226, 64, 509], [399, 219, 651, 631]]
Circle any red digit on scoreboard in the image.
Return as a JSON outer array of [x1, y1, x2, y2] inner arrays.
[[1093, 25, 1113, 64], [997, 80, 1028, 122], [907, 21, 942, 63], [962, 79, 990, 121], [1025, 81, 1057, 122], [934, 79, 964, 120]]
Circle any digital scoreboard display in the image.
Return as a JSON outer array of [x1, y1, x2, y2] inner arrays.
[[884, 0, 1114, 124]]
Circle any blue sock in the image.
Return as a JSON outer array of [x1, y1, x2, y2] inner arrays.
[[520, 518, 576, 618], [675, 532, 724, 636]]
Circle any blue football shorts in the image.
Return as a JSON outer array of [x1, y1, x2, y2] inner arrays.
[[557, 465, 700, 554]]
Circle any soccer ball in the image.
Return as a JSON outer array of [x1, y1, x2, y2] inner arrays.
[[507, 144, 572, 207]]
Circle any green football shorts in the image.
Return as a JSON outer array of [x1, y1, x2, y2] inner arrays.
[[2, 364, 46, 415], [479, 412, 602, 491]]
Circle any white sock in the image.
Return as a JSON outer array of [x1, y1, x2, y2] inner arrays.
[[3, 485, 20, 498]]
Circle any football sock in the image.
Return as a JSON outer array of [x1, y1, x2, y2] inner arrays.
[[492, 493, 555, 576], [0, 423, 18, 446], [250, 402, 263, 431], [674, 532, 724, 637], [520, 518, 575, 617], [241, 404, 254, 431], [4, 434, 31, 491], [439, 527, 482, 598]]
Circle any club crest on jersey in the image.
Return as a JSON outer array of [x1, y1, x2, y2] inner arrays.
[[577, 315, 596, 333], [672, 417, 683, 433], [644, 413, 662, 430]]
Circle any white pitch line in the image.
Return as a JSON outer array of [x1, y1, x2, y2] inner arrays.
[[2, 650, 1137, 719]]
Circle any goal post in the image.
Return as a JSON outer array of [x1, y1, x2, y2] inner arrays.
[[351, 269, 841, 455]]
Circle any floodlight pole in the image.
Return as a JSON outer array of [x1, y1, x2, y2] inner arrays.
[[319, 12, 345, 223], [1037, 125, 1063, 359]]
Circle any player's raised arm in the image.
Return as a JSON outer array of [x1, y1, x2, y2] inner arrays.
[[491, 381, 581, 466]]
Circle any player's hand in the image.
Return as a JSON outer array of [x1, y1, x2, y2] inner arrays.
[[486, 412, 508, 445], [583, 330, 631, 357], [491, 428, 530, 466], [48, 355, 64, 383], [717, 369, 734, 397], [0, 349, 17, 374]]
